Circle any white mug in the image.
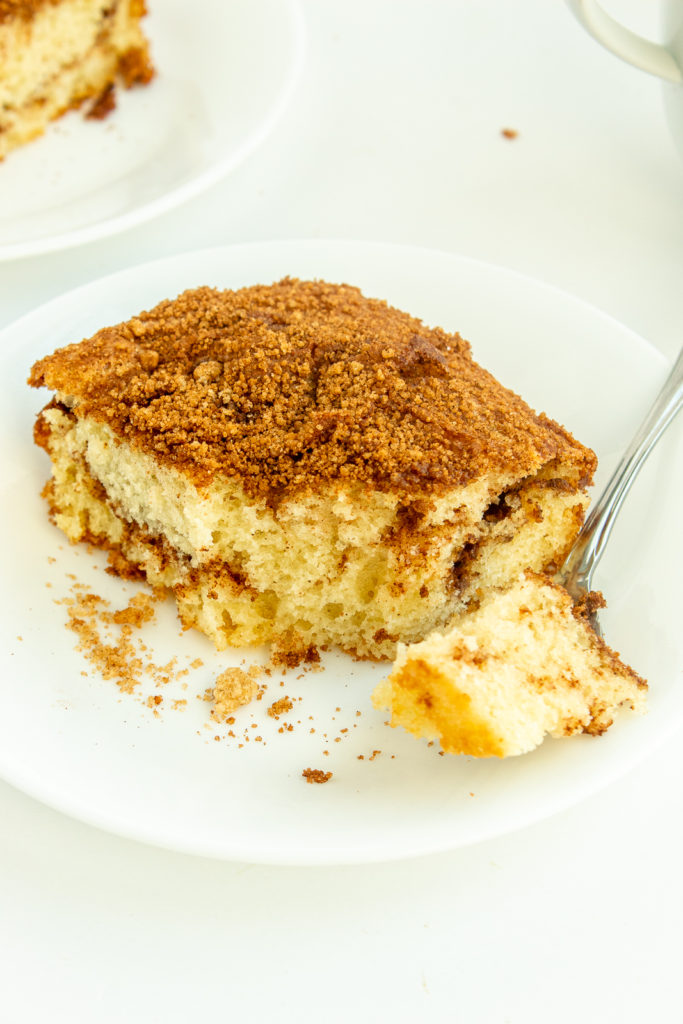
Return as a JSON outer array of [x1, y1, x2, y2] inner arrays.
[[568, 1, 683, 157]]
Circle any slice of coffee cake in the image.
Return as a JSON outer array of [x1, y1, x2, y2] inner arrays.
[[373, 571, 646, 757], [29, 278, 596, 664], [0, 0, 154, 160]]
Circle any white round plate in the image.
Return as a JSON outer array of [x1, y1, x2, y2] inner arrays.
[[0, 241, 680, 864], [0, 0, 305, 260]]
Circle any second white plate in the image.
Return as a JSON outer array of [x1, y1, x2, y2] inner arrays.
[[0, 240, 680, 864], [0, 0, 305, 259]]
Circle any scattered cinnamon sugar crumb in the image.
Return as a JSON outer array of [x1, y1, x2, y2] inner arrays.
[[60, 589, 147, 694], [302, 768, 333, 784], [211, 665, 262, 720], [267, 696, 294, 720], [501, 127, 518, 139], [51, 568, 398, 767]]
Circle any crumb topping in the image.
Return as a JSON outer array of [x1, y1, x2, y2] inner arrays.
[[267, 696, 294, 719], [302, 768, 333, 784], [29, 278, 595, 498]]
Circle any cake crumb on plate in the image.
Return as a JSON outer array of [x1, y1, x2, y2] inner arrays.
[[212, 665, 262, 720], [302, 768, 333, 784]]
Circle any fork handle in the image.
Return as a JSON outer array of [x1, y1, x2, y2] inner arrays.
[[563, 344, 683, 590]]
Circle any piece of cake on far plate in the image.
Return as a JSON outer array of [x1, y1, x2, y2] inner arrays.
[[29, 278, 597, 667], [373, 570, 647, 757], [0, 0, 154, 160]]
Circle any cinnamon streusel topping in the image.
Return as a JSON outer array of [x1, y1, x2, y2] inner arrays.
[[28, 278, 596, 498]]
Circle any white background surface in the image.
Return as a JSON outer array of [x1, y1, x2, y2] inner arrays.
[[1, 1, 682, 1021]]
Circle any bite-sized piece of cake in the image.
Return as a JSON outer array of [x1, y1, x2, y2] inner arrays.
[[211, 665, 262, 721], [373, 571, 647, 757], [28, 278, 596, 664], [0, 0, 154, 160]]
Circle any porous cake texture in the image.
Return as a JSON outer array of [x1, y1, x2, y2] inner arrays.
[[373, 571, 647, 757], [0, 0, 154, 160], [29, 278, 597, 665]]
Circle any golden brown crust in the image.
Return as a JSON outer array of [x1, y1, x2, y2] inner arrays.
[[28, 279, 597, 499], [388, 659, 507, 757]]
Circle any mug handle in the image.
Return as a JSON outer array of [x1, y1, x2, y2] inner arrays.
[[568, 0, 682, 83]]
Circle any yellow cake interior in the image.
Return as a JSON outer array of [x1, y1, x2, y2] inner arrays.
[[34, 403, 592, 663]]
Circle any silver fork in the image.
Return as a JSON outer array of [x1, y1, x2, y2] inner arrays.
[[560, 345, 683, 635]]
